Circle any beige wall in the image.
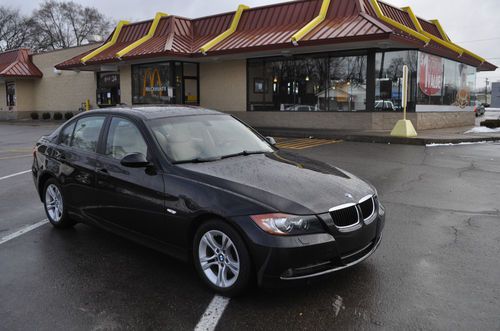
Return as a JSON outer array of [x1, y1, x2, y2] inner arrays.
[[15, 80, 35, 112], [200, 60, 246, 112], [120, 64, 132, 105], [31, 44, 97, 112]]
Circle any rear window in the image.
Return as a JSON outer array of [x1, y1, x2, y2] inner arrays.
[[71, 116, 106, 153], [60, 122, 76, 146]]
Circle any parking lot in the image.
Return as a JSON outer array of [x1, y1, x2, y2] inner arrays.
[[1, 121, 499, 330]]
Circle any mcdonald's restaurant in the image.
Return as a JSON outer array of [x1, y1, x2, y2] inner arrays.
[[1, 0, 496, 131]]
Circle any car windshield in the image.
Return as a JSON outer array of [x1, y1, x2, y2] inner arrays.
[[150, 114, 274, 163]]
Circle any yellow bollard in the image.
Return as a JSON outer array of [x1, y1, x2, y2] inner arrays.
[[85, 99, 90, 112]]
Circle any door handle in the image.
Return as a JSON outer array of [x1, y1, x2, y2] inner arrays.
[[97, 168, 109, 175]]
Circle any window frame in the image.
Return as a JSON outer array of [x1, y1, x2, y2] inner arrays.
[[246, 50, 370, 113], [58, 121, 77, 147], [6, 81, 16, 107], [60, 115, 107, 154], [131, 60, 200, 106], [102, 116, 150, 161]]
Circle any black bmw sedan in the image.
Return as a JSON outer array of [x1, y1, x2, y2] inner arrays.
[[32, 106, 385, 296]]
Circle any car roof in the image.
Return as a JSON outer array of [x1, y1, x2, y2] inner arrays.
[[81, 105, 224, 120]]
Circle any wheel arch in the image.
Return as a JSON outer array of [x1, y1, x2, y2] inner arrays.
[[37, 171, 56, 201], [187, 213, 255, 267]]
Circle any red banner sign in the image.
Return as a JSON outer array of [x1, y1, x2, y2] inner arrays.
[[419, 53, 443, 96]]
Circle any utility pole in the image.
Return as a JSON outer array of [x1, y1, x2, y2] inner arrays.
[[485, 78, 489, 104]]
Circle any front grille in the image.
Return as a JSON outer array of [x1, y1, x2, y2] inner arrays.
[[329, 205, 359, 227], [359, 197, 375, 220]]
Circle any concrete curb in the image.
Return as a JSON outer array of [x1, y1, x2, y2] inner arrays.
[[256, 127, 500, 146]]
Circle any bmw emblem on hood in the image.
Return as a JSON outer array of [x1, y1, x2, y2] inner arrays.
[[345, 193, 354, 200]]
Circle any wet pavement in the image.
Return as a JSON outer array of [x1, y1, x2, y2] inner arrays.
[[0, 122, 499, 330]]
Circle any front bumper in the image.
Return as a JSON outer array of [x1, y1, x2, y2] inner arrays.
[[231, 204, 385, 287]]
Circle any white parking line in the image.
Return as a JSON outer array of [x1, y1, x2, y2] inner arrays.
[[194, 295, 230, 331], [0, 219, 49, 245], [0, 170, 31, 181]]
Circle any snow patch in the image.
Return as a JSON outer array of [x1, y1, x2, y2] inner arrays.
[[426, 141, 490, 147], [464, 127, 500, 134]]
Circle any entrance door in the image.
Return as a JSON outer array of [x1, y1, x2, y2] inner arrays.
[[183, 78, 199, 105], [97, 72, 120, 107]]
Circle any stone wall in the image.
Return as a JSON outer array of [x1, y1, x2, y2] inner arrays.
[[222, 111, 474, 131]]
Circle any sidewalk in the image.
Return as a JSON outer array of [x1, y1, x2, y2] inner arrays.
[[257, 126, 500, 146]]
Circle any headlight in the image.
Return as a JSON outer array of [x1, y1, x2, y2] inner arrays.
[[250, 213, 325, 236]]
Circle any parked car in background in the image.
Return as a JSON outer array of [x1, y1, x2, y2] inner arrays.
[[474, 101, 486, 117], [375, 100, 397, 111], [32, 106, 385, 296], [284, 104, 319, 112]]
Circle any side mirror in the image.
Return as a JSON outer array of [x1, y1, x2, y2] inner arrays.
[[266, 136, 277, 146], [120, 153, 150, 168]]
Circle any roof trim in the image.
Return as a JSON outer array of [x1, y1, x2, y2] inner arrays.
[[429, 19, 450, 42], [81, 20, 130, 64], [291, 0, 331, 46], [369, 0, 430, 45], [402, 7, 463, 57], [199, 4, 249, 55], [116, 12, 168, 59], [427, 18, 485, 63]]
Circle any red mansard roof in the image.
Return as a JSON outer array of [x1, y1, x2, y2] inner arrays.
[[0, 49, 43, 78], [56, 0, 496, 72]]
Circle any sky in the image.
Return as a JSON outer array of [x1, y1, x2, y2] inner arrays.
[[3, 0, 499, 88]]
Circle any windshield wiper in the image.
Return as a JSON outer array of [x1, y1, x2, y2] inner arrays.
[[172, 156, 220, 164], [173, 151, 267, 164], [219, 150, 267, 160]]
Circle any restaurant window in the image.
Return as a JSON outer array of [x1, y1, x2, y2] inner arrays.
[[327, 56, 367, 111], [97, 72, 120, 107], [6, 82, 15, 107], [416, 52, 476, 108], [132, 62, 199, 105], [132, 62, 174, 104], [375, 50, 418, 112], [247, 54, 366, 112]]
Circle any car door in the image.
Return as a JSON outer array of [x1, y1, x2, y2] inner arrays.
[[94, 116, 167, 242], [52, 115, 106, 218]]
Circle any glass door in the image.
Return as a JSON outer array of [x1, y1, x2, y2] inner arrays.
[[97, 72, 120, 107], [183, 62, 199, 105]]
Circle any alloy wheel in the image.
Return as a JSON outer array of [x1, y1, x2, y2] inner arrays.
[[45, 184, 63, 222], [198, 230, 240, 288]]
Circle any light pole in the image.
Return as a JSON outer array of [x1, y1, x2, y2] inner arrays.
[[485, 78, 489, 104], [390, 65, 417, 137]]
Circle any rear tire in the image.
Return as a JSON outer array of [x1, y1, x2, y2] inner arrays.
[[43, 178, 75, 229], [193, 219, 252, 297]]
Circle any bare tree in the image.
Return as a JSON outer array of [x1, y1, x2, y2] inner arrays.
[[0, 7, 32, 52], [30, 0, 113, 51]]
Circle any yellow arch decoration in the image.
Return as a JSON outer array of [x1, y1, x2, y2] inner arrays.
[[200, 4, 249, 55], [116, 12, 168, 59], [428, 19, 485, 63], [402, 7, 463, 57], [291, 0, 331, 46], [80, 20, 130, 64], [369, 0, 430, 45]]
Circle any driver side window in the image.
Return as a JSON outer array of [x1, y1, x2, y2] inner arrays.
[[105, 117, 148, 160]]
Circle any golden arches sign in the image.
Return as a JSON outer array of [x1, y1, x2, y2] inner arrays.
[[142, 68, 165, 97]]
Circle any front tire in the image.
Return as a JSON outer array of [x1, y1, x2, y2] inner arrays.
[[43, 178, 75, 228], [193, 220, 252, 297]]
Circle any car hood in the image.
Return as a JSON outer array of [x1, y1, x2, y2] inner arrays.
[[176, 151, 375, 215]]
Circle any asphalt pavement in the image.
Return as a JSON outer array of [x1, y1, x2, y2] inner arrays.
[[1, 121, 499, 330]]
